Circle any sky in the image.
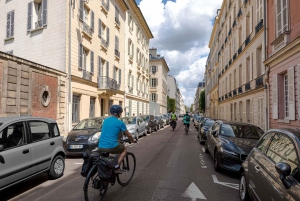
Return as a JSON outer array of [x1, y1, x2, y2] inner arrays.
[[135, 0, 223, 106]]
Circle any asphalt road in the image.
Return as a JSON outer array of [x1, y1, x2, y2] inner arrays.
[[0, 120, 240, 201]]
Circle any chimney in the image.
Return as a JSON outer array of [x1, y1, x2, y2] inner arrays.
[[149, 48, 157, 57]]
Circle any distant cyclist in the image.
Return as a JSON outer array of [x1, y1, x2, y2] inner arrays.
[[183, 112, 190, 131], [170, 111, 177, 129], [98, 105, 136, 172]]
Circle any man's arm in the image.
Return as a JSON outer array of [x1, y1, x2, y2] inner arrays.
[[123, 130, 135, 143]]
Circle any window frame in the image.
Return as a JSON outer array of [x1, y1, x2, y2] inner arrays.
[[275, 0, 289, 37], [27, 121, 51, 143], [0, 121, 27, 151], [72, 95, 81, 123]]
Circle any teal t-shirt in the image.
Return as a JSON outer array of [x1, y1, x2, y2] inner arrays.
[[183, 115, 190, 124], [98, 116, 127, 149]]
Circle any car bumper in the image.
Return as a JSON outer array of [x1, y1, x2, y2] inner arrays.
[[218, 152, 243, 172], [63, 142, 98, 156]]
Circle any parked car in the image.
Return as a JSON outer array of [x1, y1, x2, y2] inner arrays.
[[0, 117, 65, 191], [239, 128, 300, 201], [120, 116, 146, 139], [198, 118, 216, 143], [194, 116, 204, 130], [155, 116, 164, 130], [205, 120, 264, 172], [141, 115, 156, 133], [64, 117, 106, 156], [162, 114, 170, 125]]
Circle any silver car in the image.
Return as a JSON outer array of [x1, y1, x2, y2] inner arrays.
[[120, 116, 147, 139], [0, 117, 65, 191]]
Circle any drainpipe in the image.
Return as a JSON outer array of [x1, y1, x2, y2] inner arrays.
[[264, 0, 269, 131], [68, 0, 72, 132], [124, 2, 128, 117]]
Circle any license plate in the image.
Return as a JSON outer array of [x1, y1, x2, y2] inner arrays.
[[70, 145, 83, 149]]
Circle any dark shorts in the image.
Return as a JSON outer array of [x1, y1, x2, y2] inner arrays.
[[98, 144, 125, 154]]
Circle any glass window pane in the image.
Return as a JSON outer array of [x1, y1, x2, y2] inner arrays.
[[29, 122, 50, 142]]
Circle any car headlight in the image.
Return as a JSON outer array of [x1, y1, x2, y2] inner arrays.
[[88, 132, 101, 143], [220, 147, 238, 156]]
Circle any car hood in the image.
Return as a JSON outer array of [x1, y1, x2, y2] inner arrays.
[[220, 136, 258, 154], [126, 124, 136, 130], [67, 129, 99, 140]]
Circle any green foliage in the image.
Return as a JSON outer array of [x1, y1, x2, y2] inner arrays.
[[199, 90, 205, 112], [190, 104, 194, 112], [167, 96, 176, 113]]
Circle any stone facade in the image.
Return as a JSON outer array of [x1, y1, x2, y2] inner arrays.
[[0, 52, 67, 134]]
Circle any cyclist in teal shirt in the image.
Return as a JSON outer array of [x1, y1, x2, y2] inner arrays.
[[98, 105, 135, 170], [183, 112, 190, 130]]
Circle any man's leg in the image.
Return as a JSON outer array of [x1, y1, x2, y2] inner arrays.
[[118, 147, 127, 165]]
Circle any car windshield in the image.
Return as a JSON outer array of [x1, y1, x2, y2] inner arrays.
[[220, 124, 262, 139], [120, 117, 136, 124], [73, 118, 104, 130], [204, 120, 215, 127]]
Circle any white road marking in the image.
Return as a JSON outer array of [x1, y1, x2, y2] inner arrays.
[[201, 166, 207, 168], [181, 182, 207, 200], [202, 148, 205, 152], [167, 150, 179, 168], [212, 175, 239, 190], [74, 163, 83, 165], [151, 181, 170, 201]]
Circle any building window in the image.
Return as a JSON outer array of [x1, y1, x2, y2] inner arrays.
[[151, 78, 157, 87], [27, 0, 47, 31], [6, 10, 14, 38], [109, 100, 113, 110], [72, 95, 80, 123], [284, 74, 289, 118], [151, 93, 157, 102], [276, 0, 288, 37], [151, 66, 157, 74], [89, 97, 95, 117]]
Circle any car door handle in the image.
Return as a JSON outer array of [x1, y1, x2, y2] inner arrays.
[[50, 142, 55, 146], [23, 149, 29, 154], [254, 166, 260, 171]]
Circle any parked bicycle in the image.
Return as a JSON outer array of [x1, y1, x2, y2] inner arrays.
[[83, 138, 136, 201]]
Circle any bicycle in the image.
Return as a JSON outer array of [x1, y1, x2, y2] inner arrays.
[[184, 124, 189, 135], [83, 139, 136, 201]]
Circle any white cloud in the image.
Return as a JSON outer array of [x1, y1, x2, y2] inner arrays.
[[138, 0, 222, 106]]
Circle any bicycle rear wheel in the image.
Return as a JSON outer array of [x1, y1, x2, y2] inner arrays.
[[117, 152, 136, 186], [84, 165, 108, 201]]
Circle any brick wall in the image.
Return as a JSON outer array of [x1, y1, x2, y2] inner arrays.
[[31, 72, 58, 120]]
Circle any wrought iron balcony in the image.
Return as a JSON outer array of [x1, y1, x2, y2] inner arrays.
[[245, 82, 251, 91], [98, 76, 119, 90], [221, 44, 224, 50], [237, 9, 242, 18], [222, 69, 224, 74], [225, 94, 228, 99], [128, 87, 133, 94], [229, 59, 232, 66], [225, 37, 228, 43], [245, 35, 251, 47], [225, 65, 228, 70], [238, 86, 243, 93], [238, 46, 243, 55], [115, 49, 120, 58], [82, 70, 92, 81], [228, 29, 232, 36], [228, 92, 232, 97], [101, 38, 109, 49], [115, 17, 120, 27], [233, 53, 237, 61], [244, 0, 248, 5], [255, 19, 264, 34], [101, 0, 109, 12], [232, 20, 236, 27], [219, 98, 221, 102], [82, 22, 92, 37], [255, 75, 264, 88], [219, 73, 221, 78], [233, 89, 237, 96]]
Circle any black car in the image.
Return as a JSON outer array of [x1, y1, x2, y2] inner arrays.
[[198, 118, 215, 143], [205, 120, 264, 172], [63, 117, 106, 156], [155, 116, 164, 130], [162, 114, 170, 125], [141, 115, 157, 133], [239, 128, 300, 201]]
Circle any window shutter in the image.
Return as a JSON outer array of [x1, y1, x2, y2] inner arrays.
[[90, 51, 94, 74], [298, 65, 300, 119], [107, 0, 110, 10], [250, 6, 252, 33], [10, 11, 14, 37], [156, 78, 158, 87], [119, 69, 121, 85], [272, 75, 278, 119], [106, 27, 109, 43], [156, 94, 158, 101], [6, 12, 11, 38], [243, 16, 246, 40], [113, 66, 116, 80], [288, 66, 295, 120], [79, 0, 84, 21], [91, 11, 94, 31], [27, 2, 32, 31], [98, 56, 101, 77], [98, 19, 102, 37], [106, 61, 109, 77], [78, 44, 83, 69], [42, 0, 47, 26]]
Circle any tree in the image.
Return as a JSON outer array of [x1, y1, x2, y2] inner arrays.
[[184, 105, 189, 113], [167, 96, 176, 113], [190, 104, 194, 112], [199, 90, 205, 113]]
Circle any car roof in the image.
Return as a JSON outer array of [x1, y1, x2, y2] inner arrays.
[[0, 116, 57, 124], [216, 120, 260, 127], [266, 128, 300, 140]]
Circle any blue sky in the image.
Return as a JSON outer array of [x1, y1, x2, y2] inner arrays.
[[136, 0, 223, 106]]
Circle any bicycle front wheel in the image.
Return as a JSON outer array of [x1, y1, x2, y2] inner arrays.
[[84, 165, 108, 201], [117, 152, 136, 186]]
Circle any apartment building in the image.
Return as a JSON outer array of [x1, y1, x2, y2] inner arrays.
[[124, 0, 153, 116], [179, 94, 185, 114], [206, 0, 267, 130], [194, 81, 205, 114], [167, 75, 181, 115], [265, 0, 300, 129], [149, 48, 169, 115]]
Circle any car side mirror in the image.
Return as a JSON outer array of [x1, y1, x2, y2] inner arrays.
[[275, 162, 292, 189], [0, 145, 4, 152]]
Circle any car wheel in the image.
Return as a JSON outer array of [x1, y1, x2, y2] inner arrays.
[[48, 155, 65, 179], [158, 124, 161, 130], [204, 140, 209, 153], [214, 150, 220, 172], [239, 172, 250, 201]]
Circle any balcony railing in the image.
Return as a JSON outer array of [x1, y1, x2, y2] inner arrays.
[[233, 89, 237, 96], [115, 17, 120, 27], [255, 75, 264, 88], [228, 29, 232, 36], [225, 65, 228, 70], [233, 53, 237, 61], [101, 38, 109, 48], [222, 69, 224, 74], [237, 9, 242, 18], [98, 76, 119, 90], [128, 87, 133, 93], [219, 98, 221, 102], [101, 0, 109, 12], [221, 44, 224, 50], [244, 0, 248, 5], [245, 35, 251, 47], [82, 22, 92, 37], [232, 20, 236, 28], [225, 37, 228, 43], [238, 46, 243, 55], [115, 49, 120, 58], [245, 82, 251, 91], [229, 59, 232, 66], [228, 92, 232, 97], [82, 70, 92, 81], [35, 19, 42, 29], [225, 94, 228, 99], [255, 19, 264, 34], [238, 86, 243, 93]]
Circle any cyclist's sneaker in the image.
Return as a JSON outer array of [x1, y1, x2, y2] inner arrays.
[[115, 168, 124, 174]]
